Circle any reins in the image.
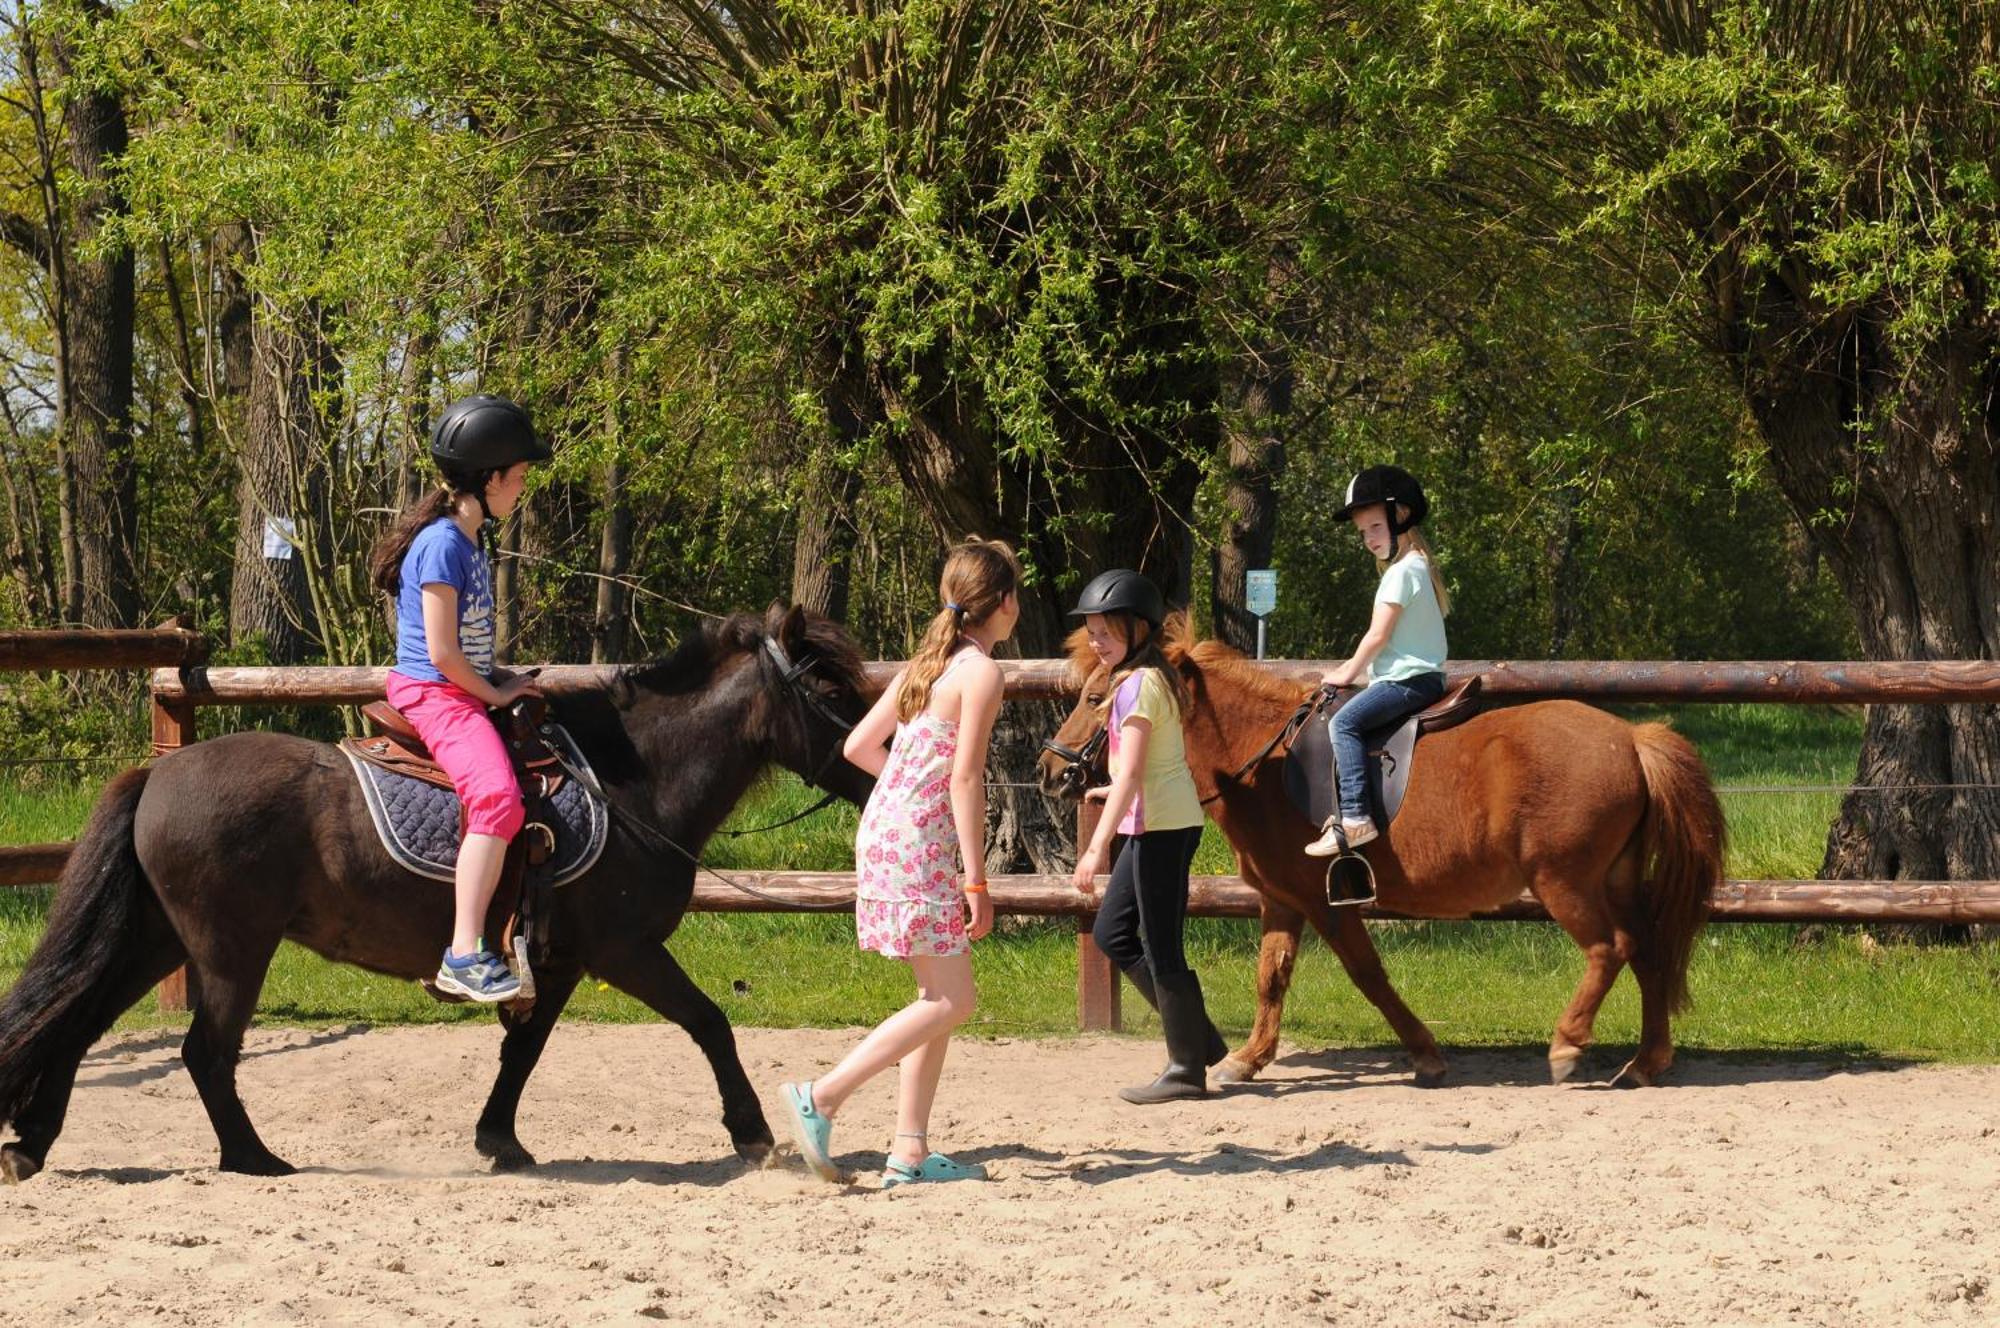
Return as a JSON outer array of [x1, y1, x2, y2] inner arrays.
[[1201, 688, 1329, 804]]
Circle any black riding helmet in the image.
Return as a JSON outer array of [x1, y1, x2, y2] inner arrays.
[[431, 394, 552, 472], [1333, 464, 1429, 547], [1069, 568, 1166, 627]]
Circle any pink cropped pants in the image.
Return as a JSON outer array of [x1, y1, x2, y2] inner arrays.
[[384, 672, 525, 840]]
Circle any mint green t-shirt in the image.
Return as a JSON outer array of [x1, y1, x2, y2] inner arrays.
[[1370, 553, 1448, 683]]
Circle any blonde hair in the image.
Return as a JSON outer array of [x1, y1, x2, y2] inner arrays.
[[896, 537, 1022, 722], [1372, 505, 1451, 618]]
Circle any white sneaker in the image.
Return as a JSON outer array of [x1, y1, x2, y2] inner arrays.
[[1304, 817, 1377, 857], [1303, 819, 1342, 857]]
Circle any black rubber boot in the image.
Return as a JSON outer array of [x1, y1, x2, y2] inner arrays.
[[1122, 964, 1227, 1067], [1118, 971, 1214, 1105]]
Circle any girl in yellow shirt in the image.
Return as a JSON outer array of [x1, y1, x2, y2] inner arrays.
[[1067, 570, 1226, 1104]]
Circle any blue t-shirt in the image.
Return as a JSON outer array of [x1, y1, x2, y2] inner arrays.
[[391, 518, 495, 683]]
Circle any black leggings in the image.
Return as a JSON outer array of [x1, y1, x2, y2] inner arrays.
[[1091, 825, 1204, 981]]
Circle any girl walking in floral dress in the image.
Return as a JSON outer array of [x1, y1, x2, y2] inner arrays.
[[779, 537, 1020, 1187]]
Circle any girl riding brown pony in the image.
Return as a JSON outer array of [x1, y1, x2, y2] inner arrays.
[[1040, 624, 1726, 1089]]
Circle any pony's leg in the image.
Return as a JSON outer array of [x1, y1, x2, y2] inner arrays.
[[473, 963, 583, 1171], [180, 959, 292, 1176], [1214, 895, 1304, 1085], [1536, 884, 1630, 1085], [587, 943, 772, 1163], [1610, 955, 1674, 1088], [1310, 905, 1449, 1087]]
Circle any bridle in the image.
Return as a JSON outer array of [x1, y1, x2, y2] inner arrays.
[[760, 637, 858, 788], [1039, 722, 1110, 799]]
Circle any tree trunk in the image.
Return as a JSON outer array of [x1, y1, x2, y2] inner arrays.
[[868, 320, 1217, 871], [591, 456, 633, 663], [1732, 295, 2000, 885], [230, 295, 332, 662], [789, 380, 874, 621], [51, 6, 138, 629], [1211, 346, 1290, 653]]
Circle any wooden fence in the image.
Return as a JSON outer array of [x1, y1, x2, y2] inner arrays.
[[2, 650, 1998, 1025]]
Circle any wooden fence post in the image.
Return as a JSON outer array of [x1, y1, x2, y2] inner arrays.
[[150, 693, 198, 1014], [1075, 798, 1120, 1032]]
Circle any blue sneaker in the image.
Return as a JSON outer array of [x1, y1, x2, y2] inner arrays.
[[434, 948, 521, 1004], [779, 1081, 838, 1181]]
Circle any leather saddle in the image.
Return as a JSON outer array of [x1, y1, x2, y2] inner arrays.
[[1282, 675, 1483, 837], [346, 698, 569, 803], [341, 692, 573, 1013]]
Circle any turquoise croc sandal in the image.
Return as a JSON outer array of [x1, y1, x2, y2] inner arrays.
[[881, 1151, 988, 1189], [779, 1081, 838, 1182]]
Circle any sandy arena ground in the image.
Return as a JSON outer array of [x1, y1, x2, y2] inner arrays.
[[1, 1024, 1996, 1326]]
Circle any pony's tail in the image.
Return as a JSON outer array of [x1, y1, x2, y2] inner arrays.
[[0, 767, 156, 1129], [1630, 723, 1725, 1013]]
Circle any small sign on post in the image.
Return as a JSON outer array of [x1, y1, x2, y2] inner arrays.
[[1245, 569, 1277, 660]]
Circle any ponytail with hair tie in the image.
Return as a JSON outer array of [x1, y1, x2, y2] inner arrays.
[[896, 538, 1023, 722]]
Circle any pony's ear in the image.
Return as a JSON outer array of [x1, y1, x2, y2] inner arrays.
[[777, 602, 810, 653]]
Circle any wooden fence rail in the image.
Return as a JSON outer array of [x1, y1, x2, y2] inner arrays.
[[146, 658, 2000, 707], [0, 625, 208, 672]]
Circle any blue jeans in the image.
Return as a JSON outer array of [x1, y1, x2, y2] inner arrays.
[[1332, 673, 1446, 821]]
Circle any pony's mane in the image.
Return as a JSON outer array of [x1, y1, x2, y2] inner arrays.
[[619, 604, 868, 699], [1183, 639, 1315, 707]]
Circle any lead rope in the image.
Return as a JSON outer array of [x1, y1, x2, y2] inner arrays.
[[547, 746, 854, 913]]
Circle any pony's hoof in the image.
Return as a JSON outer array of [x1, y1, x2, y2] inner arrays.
[[1412, 1061, 1448, 1089], [1213, 1057, 1258, 1086], [477, 1133, 537, 1171], [1610, 1058, 1660, 1089], [1548, 1047, 1585, 1085], [1, 1144, 43, 1185], [734, 1136, 774, 1167], [220, 1151, 297, 1177]]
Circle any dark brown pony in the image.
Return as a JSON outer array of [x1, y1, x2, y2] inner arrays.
[[1039, 629, 1725, 1088], [0, 605, 874, 1182]]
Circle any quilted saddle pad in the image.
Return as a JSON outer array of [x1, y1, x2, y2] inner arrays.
[[341, 724, 609, 887]]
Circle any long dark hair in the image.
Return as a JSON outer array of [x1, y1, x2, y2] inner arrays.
[[368, 465, 495, 595]]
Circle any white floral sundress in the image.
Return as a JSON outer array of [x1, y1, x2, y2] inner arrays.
[[853, 649, 979, 959]]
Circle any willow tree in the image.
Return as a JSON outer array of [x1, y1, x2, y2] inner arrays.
[[1425, 1, 2000, 881], [523, 0, 1338, 864], [532, 1, 1335, 639]]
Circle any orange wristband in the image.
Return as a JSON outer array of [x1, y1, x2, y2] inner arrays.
[[962, 880, 989, 894]]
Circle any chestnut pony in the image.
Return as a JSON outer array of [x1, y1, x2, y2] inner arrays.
[[0, 605, 873, 1182], [1039, 626, 1725, 1088]]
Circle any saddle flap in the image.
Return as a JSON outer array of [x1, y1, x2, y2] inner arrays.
[[362, 700, 426, 750], [1281, 675, 1487, 835], [342, 733, 457, 790]]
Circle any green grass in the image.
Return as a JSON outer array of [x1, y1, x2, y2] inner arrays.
[[5, 703, 1998, 1063]]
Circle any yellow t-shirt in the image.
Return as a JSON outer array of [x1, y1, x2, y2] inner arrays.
[[1107, 667, 1204, 833]]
